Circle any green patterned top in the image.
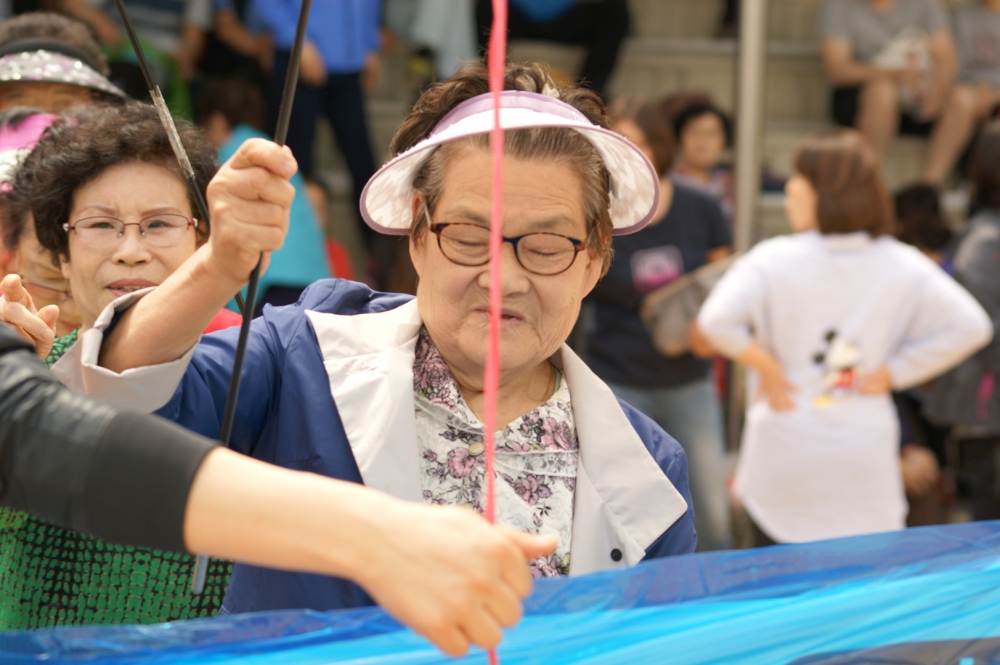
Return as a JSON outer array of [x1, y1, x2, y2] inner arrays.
[[0, 330, 231, 630]]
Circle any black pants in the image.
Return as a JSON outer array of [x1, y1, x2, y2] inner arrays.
[[475, 0, 629, 97], [831, 86, 935, 137], [268, 53, 377, 248]]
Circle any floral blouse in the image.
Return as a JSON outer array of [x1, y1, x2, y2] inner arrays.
[[413, 328, 579, 577]]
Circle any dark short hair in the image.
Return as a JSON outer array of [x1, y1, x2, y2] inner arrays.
[[894, 184, 951, 252], [0, 12, 108, 76], [606, 97, 675, 176], [793, 129, 892, 237], [969, 120, 1000, 211], [672, 102, 732, 147], [29, 101, 217, 263], [197, 78, 267, 132]]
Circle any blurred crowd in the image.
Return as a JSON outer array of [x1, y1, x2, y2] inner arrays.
[[0, 0, 996, 632]]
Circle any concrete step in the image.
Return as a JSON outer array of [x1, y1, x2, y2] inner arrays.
[[628, 0, 822, 43], [762, 121, 929, 190], [507, 38, 827, 123]]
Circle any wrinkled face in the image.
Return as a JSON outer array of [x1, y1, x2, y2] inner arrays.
[[680, 113, 725, 170], [784, 173, 819, 232], [0, 81, 92, 112], [17, 214, 81, 331], [61, 161, 198, 329], [410, 147, 602, 386]]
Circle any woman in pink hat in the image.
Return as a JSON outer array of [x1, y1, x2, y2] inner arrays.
[[25, 62, 696, 619]]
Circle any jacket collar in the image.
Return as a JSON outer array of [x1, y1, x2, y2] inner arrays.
[[305, 302, 687, 573]]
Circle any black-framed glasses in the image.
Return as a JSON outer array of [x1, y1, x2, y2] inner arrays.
[[63, 214, 198, 250], [428, 221, 586, 276]]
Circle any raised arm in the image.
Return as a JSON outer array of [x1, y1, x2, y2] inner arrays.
[[99, 139, 296, 373]]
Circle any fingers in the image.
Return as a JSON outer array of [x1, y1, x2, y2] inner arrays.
[[458, 603, 504, 653], [507, 530, 558, 560], [1, 274, 29, 308], [1, 301, 54, 343], [37, 304, 60, 329], [421, 621, 470, 658], [224, 139, 297, 179]]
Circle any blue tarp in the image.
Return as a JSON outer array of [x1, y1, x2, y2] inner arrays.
[[4, 522, 1000, 664]]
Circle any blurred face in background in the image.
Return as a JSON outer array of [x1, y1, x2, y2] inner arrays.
[[612, 119, 656, 171], [679, 112, 726, 172], [0, 81, 93, 113], [15, 214, 81, 336], [784, 173, 819, 233]]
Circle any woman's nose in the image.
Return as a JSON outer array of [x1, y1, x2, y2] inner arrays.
[[112, 226, 152, 263]]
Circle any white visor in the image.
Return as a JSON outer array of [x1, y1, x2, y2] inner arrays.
[[360, 90, 660, 236]]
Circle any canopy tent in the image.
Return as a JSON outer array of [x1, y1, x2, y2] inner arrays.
[[4, 521, 1000, 664]]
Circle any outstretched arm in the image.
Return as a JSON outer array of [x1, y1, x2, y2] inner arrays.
[[0, 328, 554, 656], [100, 139, 296, 373]]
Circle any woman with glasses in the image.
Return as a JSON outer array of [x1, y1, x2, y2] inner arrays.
[[0, 104, 241, 363], [46, 62, 696, 617], [0, 101, 241, 629]]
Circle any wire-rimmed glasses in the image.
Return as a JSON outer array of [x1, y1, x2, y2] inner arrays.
[[63, 214, 198, 250], [428, 221, 586, 276]]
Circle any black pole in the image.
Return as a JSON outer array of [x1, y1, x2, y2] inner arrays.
[[190, 0, 314, 594], [108, 0, 246, 315]]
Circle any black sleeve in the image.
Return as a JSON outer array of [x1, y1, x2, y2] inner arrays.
[[0, 325, 215, 552]]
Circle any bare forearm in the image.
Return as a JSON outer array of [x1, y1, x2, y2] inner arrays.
[[735, 340, 780, 374], [183, 448, 378, 578], [99, 246, 242, 372], [215, 11, 263, 57]]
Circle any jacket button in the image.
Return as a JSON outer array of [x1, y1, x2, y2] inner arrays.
[[610, 548, 622, 562]]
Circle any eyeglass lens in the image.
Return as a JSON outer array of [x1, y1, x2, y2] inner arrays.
[[437, 224, 579, 275], [70, 215, 193, 248]]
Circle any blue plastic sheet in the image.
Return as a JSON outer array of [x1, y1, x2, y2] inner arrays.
[[4, 522, 1000, 664]]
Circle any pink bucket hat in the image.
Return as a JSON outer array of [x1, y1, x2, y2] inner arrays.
[[360, 90, 660, 236]]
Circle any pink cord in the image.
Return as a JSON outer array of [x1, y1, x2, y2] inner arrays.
[[485, 2, 507, 663]]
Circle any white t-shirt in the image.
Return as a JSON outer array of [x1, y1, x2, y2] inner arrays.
[[698, 231, 992, 542]]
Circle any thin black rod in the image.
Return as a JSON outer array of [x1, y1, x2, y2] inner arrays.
[[110, 0, 244, 318], [191, 0, 314, 594]]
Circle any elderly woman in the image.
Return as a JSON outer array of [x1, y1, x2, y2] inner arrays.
[[50, 62, 696, 616], [0, 101, 243, 629]]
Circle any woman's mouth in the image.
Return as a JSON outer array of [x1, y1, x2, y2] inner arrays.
[[106, 279, 157, 297], [475, 307, 527, 325]]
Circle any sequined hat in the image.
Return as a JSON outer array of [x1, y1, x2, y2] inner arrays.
[[0, 39, 127, 99]]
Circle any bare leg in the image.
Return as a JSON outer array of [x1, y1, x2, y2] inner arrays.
[[856, 78, 900, 161], [922, 85, 979, 184]]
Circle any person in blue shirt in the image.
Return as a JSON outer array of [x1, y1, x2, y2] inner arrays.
[[198, 78, 331, 312], [250, 0, 380, 251]]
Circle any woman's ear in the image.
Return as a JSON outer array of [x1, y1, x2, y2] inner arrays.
[[59, 254, 71, 280]]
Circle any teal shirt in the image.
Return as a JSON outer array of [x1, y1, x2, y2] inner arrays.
[[221, 125, 331, 311]]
